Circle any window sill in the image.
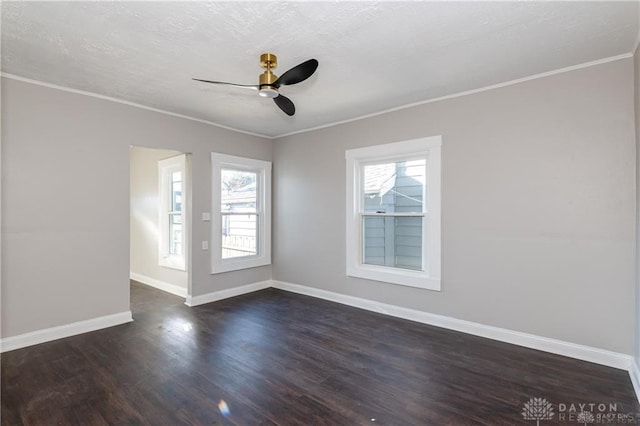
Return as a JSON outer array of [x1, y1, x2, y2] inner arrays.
[[347, 264, 441, 291], [211, 256, 271, 274]]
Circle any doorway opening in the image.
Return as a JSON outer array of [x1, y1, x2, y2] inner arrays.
[[129, 146, 191, 316]]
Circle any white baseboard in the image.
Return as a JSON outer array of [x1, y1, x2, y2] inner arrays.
[[271, 280, 632, 370], [185, 280, 272, 307], [0, 311, 133, 353], [130, 272, 188, 298]]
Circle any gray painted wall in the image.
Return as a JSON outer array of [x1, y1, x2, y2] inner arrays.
[[273, 58, 636, 354], [1, 78, 272, 338], [130, 146, 187, 290]]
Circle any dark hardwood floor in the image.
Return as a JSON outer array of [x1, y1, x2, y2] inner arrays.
[[129, 279, 184, 315], [2, 282, 638, 425]]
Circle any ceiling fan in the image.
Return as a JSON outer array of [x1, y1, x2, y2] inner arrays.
[[193, 53, 318, 116]]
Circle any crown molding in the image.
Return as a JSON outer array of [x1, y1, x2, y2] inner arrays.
[[275, 53, 633, 139], [0, 72, 273, 139]]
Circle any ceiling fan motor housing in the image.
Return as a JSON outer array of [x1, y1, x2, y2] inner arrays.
[[259, 53, 279, 98]]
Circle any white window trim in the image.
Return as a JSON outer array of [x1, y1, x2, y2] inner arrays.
[[158, 154, 187, 271], [211, 153, 272, 274], [345, 136, 441, 291]]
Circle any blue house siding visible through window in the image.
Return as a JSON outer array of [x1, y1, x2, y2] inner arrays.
[[221, 177, 258, 259], [363, 161, 424, 271]]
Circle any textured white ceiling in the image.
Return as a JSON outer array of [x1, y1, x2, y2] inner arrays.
[[2, 1, 639, 138]]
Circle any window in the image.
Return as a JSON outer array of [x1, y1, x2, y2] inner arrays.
[[211, 153, 271, 273], [158, 154, 187, 271], [346, 136, 441, 290]]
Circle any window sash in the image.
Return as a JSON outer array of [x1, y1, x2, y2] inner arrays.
[[221, 212, 260, 259], [360, 156, 426, 215], [158, 155, 187, 271], [360, 190, 427, 273], [219, 167, 261, 260], [358, 154, 428, 275]]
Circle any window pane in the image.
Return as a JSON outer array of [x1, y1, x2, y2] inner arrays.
[[169, 170, 183, 255], [170, 212, 182, 225], [363, 159, 425, 213], [362, 215, 423, 271], [221, 169, 257, 213], [171, 171, 182, 212], [222, 213, 258, 259], [169, 219, 182, 255]]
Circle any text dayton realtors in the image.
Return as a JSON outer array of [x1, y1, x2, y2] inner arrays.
[[557, 402, 633, 423]]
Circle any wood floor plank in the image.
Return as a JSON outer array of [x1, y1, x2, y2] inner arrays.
[[2, 282, 638, 425]]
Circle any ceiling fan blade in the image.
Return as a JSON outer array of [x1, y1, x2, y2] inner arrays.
[[273, 94, 295, 116], [192, 78, 259, 91], [273, 59, 318, 87]]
